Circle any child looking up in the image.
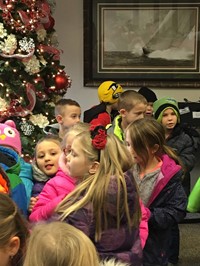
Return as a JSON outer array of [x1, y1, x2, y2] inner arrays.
[[44, 98, 81, 139], [125, 118, 187, 266], [29, 135, 62, 212], [107, 90, 147, 141], [56, 125, 142, 265], [0, 192, 29, 266], [29, 122, 89, 222]]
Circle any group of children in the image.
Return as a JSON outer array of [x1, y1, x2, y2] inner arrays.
[[0, 81, 199, 266]]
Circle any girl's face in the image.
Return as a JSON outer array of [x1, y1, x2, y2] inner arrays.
[[66, 138, 93, 179], [125, 130, 142, 164], [36, 140, 62, 176]]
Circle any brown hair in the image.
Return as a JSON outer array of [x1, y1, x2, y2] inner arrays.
[[55, 98, 80, 116], [126, 117, 183, 168], [118, 90, 147, 111], [0, 193, 29, 266]]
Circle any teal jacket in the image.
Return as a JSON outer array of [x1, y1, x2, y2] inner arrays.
[[19, 157, 33, 208]]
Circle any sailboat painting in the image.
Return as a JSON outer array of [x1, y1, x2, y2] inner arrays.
[[97, 2, 200, 80], [142, 9, 196, 61]]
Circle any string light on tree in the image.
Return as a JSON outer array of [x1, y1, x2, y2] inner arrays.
[[0, 0, 71, 158]]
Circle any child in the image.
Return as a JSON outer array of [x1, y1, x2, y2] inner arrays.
[[0, 120, 28, 216], [29, 122, 89, 222], [153, 96, 198, 195], [153, 96, 199, 265], [107, 90, 147, 141], [138, 86, 157, 117], [29, 135, 62, 212], [0, 192, 29, 266], [23, 221, 129, 266], [44, 98, 81, 139], [55, 125, 142, 265], [125, 118, 187, 266], [83, 81, 124, 127], [24, 221, 99, 266]]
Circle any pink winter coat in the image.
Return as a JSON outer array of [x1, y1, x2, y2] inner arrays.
[[29, 166, 76, 222], [139, 199, 150, 249]]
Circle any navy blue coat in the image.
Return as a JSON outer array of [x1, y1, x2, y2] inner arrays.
[[142, 155, 187, 266]]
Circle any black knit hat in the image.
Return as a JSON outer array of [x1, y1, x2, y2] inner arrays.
[[138, 87, 157, 103]]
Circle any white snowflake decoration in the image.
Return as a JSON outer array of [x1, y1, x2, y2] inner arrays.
[[29, 114, 49, 128], [19, 37, 35, 53]]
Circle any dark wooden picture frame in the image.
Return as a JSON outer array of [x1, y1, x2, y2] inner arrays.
[[84, 0, 200, 88]]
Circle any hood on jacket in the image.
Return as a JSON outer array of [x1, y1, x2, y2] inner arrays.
[[0, 146, 19, 172], [83, 102, 107, 123], [43, 123, 59, 135]]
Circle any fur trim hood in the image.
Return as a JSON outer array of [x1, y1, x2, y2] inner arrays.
[[100, 259, 130, 266]]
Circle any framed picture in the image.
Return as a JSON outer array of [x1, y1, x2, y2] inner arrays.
[[84, 0, 200, 87]]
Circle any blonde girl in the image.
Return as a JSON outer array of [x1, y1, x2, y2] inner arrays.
[[125, 118, 187, 266], [56, 125, 142, 265]]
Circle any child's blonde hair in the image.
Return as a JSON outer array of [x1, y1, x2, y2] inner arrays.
[[56, 130, 141, 241], [62, 122, 90, 149], [0, 192, 29, 266], [118, 90, 147, 111], [23, 221, 99, 266], [126, 117, 184, 168]]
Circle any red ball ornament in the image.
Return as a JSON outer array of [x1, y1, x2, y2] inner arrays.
[[55, 74, 68, 90]]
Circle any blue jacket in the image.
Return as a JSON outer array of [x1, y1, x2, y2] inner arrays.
[[19, 157, 33, 208], [0, 146, 27, 216]]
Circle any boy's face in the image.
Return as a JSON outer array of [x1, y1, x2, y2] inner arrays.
[[145, 102, 154, 117], [120, 102, 146, 128], [161, 108, 178, 130], [57, 105, 81, 130]]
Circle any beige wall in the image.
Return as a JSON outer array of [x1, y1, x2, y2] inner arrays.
[[54, 0, 200, 113]]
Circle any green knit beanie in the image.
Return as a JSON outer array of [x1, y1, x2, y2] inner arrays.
[[153, 96, 180, 123]]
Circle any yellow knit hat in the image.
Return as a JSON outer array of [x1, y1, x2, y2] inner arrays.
[[98, 81, 124, 104]]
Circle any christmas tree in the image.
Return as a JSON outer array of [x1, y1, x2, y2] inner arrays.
[[0, 0, 71, 159]]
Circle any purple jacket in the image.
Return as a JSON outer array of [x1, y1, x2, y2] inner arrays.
[[29, 168, 76, 222], [62, 170, 143, 266]]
